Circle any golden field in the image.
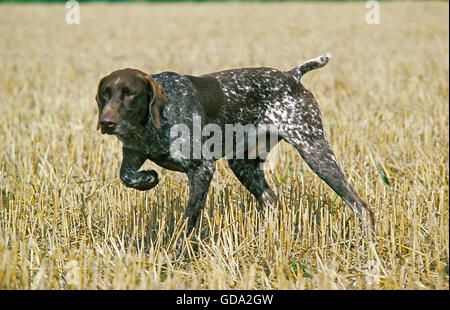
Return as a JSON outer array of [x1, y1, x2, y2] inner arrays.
[[0, 2, 448, 289]]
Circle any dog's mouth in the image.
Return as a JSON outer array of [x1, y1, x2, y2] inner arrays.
[[100, 124, 117, 135]]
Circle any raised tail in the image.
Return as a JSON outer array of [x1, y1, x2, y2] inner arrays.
[[287, 53, 332, 81]]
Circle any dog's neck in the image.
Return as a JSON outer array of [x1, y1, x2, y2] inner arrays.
[[117, 120, 169, 157]]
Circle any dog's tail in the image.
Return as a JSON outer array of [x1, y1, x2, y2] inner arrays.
[[287, 53, 332, 81]]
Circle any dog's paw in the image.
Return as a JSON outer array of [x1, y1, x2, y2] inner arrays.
[[137, 169, 159, 190], [120, 169, 159, 191]]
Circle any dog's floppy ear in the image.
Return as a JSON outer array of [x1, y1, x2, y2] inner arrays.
[[145, 74, 166, 129], [95, 75, 107, 131]]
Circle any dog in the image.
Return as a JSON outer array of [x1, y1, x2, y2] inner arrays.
[[95, 54, 374, 237]]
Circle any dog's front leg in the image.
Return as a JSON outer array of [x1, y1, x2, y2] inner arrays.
[[176, 161, 215, 257], [119, 146, 159, 191], [185, 161, 216, 234]]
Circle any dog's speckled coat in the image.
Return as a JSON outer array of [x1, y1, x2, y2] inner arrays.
[[96, 54, 374, 235]]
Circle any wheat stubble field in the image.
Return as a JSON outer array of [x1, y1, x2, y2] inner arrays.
[[0, 2, 448, 290]]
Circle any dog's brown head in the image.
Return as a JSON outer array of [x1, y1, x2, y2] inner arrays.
[[95, 68, 166, 135]]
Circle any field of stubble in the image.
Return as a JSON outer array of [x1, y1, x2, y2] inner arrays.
[[0, 2, 448, 289]]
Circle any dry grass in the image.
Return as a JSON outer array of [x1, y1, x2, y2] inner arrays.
[[0, 1, 448, 290]]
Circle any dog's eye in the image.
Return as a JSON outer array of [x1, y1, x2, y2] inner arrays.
[[102, 88, 111, 99], [123, 88, 136, 98]]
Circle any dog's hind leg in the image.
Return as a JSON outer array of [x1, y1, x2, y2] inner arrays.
[[227, 158, 278, 210], [280, 95, 374, 229]]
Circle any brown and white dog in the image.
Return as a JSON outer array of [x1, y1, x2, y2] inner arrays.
[[95, 54, 374, 236]]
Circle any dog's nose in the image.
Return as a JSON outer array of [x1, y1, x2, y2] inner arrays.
[[100, 120, 116, 128], [100, 117, 117, 133]]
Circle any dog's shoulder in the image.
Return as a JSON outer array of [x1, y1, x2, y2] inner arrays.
[[183, 74, 224, 119]]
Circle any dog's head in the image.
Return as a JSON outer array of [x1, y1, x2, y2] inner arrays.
[[95, 68, 166, 135]]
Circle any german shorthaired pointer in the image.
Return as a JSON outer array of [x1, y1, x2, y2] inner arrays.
[[95, 54, 374, 236]]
